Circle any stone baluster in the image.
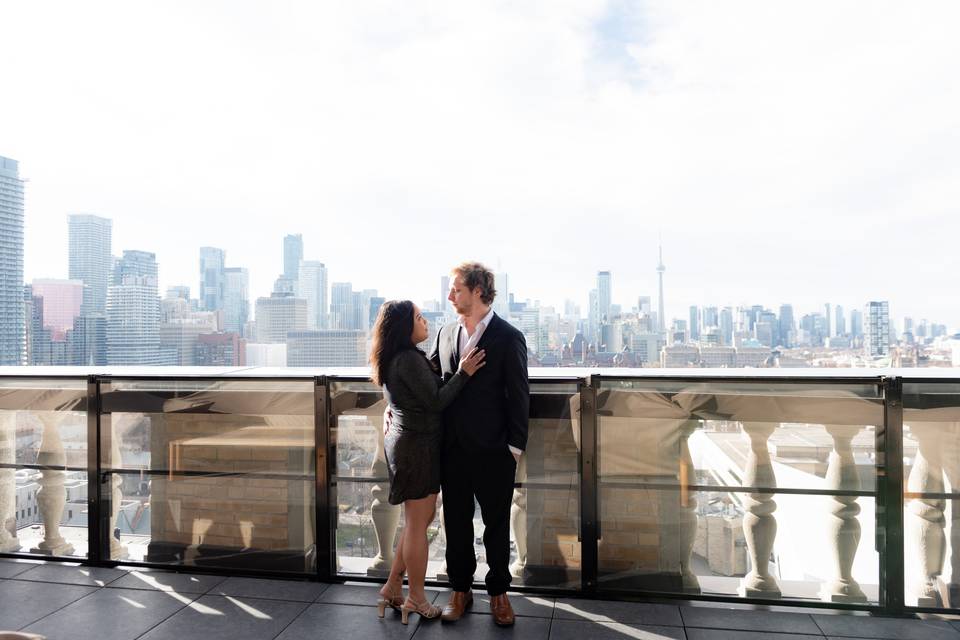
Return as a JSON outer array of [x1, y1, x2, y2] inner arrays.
[[31, 413, 75, 556], [510, 453, 527, 579], [367, 413, 400, 576], [940, 422, 960, 606], [108, 415, 129, 559], [906, 422, 947, 606], [677, 419, 701, 593], [738, 421, 781, 598], [0, 412, 20, 552], [820, 424, 867, 602]]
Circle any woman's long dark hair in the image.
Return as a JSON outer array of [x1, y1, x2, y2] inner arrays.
[[369, 300, 418, 385]]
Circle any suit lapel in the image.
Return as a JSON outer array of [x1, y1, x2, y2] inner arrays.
[[475, 312, 501, 353], [447, 323, 460, 374]]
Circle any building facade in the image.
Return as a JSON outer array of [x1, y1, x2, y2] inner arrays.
[[68, 213, 112, 316], [0, 156, 25, 365]]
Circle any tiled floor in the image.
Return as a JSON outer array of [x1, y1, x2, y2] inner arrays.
[[2, 558, 960, 640]]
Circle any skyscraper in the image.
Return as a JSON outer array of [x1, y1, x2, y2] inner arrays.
[[283, 234, 303, 281], [0, 156, 25, 365], [493, 271, 510, 318], [689, 305, 701, 341], [657, 242, 666, 334], [596, 271, 612, 321], [223, 267, 249, 334], [297, 261, 328, 330], [778, 304, 795, 348], [199, 247, 226, 312], [68, 213, 112, 316], [107, 250, 161, 365], [864, 301, 890, 358], [719, 307, 734, 346], [835, 305, 846, 337], [330, 282, 353, 330]]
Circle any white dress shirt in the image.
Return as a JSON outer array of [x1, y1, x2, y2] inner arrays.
[[457, 307, 523, 459]]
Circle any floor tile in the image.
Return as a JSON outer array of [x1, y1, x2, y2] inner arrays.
[[813, 613, 960, 639], [686, 630, 819, 640], [0, 580, 97, 630], [210, 576, 328, 602], [417, 611, 551, 639], [550, 619, 685, 640], [22, 587, 189, 640], [0, 558, 43, 579], [681, 606, 821, 635], [137, 595, 309, 640], [275, 602, 417, 640], [314, 583, 444, 606], [107, 570, 226, 594], [471, 593, 556, 618], [14, 563, 126, 587], [555, 597, 682, 626]]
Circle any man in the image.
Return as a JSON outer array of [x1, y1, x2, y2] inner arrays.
[[429, 262, 529, 626]]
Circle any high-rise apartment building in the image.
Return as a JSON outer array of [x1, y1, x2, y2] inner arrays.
[[0, 156, 25, 365], [223, 267, 249, 334], [107, 250, 162, 365], [199, 247, 226, 312], [68, 213, 112, 316], [255, 293, 307, 344], [283, 234, 303, 281], [864, 301, 890, 358], [30, 279, 84, 341], [297, 261, 328, 330]]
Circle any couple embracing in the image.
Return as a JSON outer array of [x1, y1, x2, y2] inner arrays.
[[368, 262, 529, 627]]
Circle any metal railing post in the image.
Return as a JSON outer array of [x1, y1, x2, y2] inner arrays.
[[315, 376, 333, 581], [579, 376, 599, 594], [86, 375, 103, 564], [879, 376, 905, 614]]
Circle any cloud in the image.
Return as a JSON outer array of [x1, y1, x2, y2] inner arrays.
[[2, 1, 959, 324]]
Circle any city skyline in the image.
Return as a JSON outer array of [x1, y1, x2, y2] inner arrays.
[[13, 212, 958, 335], [2, 4, 959, 327], [9, 199, 955, 369]]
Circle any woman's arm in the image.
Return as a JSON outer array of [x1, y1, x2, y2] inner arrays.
[[397, 350, 467, 412]]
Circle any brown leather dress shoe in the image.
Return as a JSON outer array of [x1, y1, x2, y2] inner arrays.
[[441, 590, 473, 622], [489, 593, 515, 626]]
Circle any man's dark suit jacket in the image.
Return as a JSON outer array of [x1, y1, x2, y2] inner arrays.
[[428, 312, 529, 454]]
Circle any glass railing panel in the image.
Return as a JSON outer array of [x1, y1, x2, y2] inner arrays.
[[99, 378, 315, 573], [0, 378, 88, 558], [902, 381, 960, 609], [330, 378, 581, 589], [596, 377, 882, 602]]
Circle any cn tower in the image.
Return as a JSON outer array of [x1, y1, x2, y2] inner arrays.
[[657, 241, 666, 333]]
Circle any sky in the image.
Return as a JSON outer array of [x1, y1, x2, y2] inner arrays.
[[2, 1, 959, 328]]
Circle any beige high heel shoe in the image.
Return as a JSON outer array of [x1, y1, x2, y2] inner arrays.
[[400, 598, 442, 625], [376, 585, 405, 618]]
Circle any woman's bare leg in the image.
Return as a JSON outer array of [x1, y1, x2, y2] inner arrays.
[[381, 523, 406, 597], [402, 493, 438, 604]]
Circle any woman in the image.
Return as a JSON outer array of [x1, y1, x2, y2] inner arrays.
[[370, 300, 485, 624]]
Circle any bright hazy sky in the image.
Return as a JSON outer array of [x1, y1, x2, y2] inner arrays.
[[2, 2, 959, 328]]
